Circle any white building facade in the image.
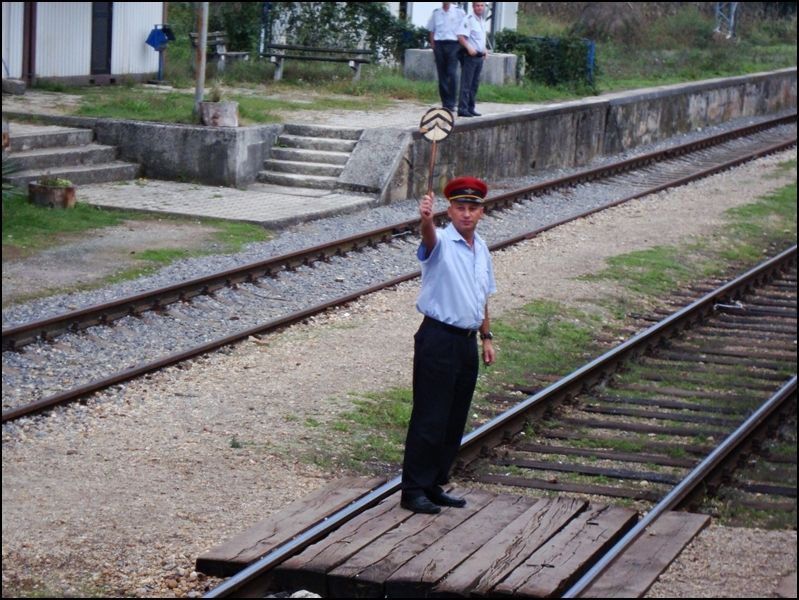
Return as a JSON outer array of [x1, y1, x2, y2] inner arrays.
[[2, 2, 164, 84]]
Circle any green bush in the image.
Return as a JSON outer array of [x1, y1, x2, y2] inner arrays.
[[267, 2, 426, 63], [495, 30, 597, 91]]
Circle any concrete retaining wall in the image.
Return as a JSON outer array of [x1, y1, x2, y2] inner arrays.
[[6, 68, 794, 194], [404, 49, 518, 86], [392, 68, 796, 201], [93, 121, 280, 188]]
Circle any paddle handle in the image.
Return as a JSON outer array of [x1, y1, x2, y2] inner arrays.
[[426, 139, 438, 196]]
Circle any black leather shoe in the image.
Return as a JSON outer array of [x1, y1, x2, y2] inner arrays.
[[457, 111, 473, 117], [469, 111, 482, 117], [426, 488, 467, 508], [401, 495, 441, 514]]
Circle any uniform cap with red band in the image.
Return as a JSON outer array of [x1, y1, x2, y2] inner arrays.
[[444, 176, 488, 204]]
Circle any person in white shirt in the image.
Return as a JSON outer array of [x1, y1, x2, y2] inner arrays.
[[457, 2, 488, 117], [400, 176, 497, 515], [427, 2, 467, 112]]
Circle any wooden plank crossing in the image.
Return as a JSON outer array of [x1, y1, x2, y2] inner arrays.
[[198, 478, 712, 597], [271, 487, 637, 597], [195, 476, 386, 576], [580, 511, 710, 597]]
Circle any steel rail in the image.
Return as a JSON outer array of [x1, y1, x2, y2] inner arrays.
[[562, 375, 797, 598], [203, 246, 796, 598], [3, 137, 796, 422], [3, 114, 795, 351], [457, 245, 796, 458]]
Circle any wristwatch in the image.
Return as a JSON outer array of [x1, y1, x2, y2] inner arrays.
[[480, 331, 494, 341]]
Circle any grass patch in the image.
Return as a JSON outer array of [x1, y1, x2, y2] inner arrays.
[[481, 300, 602, 389], [3, 194, 269, 255], [70, 82, 384, 125], [3, 193, 138, 250], [326, 388, 412, 472], [582, 180, 796, 298], [581, 245, 719, 296]]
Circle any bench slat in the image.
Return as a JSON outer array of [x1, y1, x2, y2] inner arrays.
[[265, 43, 371, 55]]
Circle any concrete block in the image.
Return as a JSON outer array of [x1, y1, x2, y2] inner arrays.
[[403, 49, 518, 86], [2, 78, 26, 95]]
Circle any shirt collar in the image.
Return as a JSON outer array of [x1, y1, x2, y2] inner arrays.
[[444, 222, 482, 247]]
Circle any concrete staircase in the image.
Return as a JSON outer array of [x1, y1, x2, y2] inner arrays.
[[4, 123, 140, 187], [258, 124, 362, 190]]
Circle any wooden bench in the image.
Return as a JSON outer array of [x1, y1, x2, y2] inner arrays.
[[261, 44, 372, 81], [189, 31, 249, 72]]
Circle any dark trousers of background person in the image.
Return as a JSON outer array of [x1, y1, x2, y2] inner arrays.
[[433, 41, 462, 111], [401, 318, 479, 497], [458, 53, 484, 115]]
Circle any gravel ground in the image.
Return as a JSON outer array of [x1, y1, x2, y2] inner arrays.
[[2, 149, 796, 597]]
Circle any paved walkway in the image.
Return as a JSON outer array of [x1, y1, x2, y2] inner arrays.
[[4, 88, 547, 228]]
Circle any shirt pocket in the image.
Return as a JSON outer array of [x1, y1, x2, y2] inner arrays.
[[473, 250, 490, 296]]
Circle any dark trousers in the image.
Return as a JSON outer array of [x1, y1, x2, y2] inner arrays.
[[401, 318, 479, 497], [458, 54, 484, 114], [433, 41, 461, 111]]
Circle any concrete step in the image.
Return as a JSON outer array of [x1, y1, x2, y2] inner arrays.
[[7, 144, 119, 172], [8, 128, 95, 152], [257, 171, 338, 190], [283, 123, 363, 141], [277, 134, 357, 153], [263, 159, 343, 177], [7, 161, 141, 187], [270, 147, 350, 166]]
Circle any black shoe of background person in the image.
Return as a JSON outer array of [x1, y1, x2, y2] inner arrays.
[[469, 110, 482, 117], [457, 111, 473, 117], [426, 487, 467, 508], [401, 495, 442, 514]]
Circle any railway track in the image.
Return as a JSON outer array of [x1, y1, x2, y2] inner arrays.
[[2, 117, 795, 423], [203, 246, 796, 598], [470, 265, 797, 514], [2, 114, 795, 354]]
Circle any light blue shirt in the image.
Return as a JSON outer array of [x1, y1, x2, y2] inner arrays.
[[460, 13, 487, 54], [427, 5, 467, 41], [416, 223, 496, 330]]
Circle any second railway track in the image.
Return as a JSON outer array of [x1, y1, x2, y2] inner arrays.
[[2, 115, 796, 422]]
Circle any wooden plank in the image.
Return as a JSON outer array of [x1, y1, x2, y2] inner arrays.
[[542, 429, 716, 457], [327, 489, 497, 598], [495, 457, 682, 485], [581, 511, 710, 597], [384, 494, 537, 597], [475, 473, 663, 501], [493, 504, 638, 598], [582, 404, 742, 427], [595, 395, 746, 414], [516, 442, 697, 468], [195, 476, 386, 576], [272, 494, 411, 595], [561, 417, 724, 438], [432, 497, 587, 597]]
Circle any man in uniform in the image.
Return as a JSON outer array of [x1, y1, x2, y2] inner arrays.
[[400, 176, 496, 514], [427, 2, 467, 112], [457, 2, 488, 117]]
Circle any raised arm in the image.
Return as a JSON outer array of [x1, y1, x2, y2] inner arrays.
[[419, 192, 438, 258]]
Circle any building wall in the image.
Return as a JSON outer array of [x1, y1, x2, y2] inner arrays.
[[35, 2, 92, 77], [111, 2, 162, 76], [1, 1, 162, 80], [2, 2, 24, 78]]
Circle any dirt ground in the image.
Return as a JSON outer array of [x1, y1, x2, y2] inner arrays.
[[2, 220, 222, 306]]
